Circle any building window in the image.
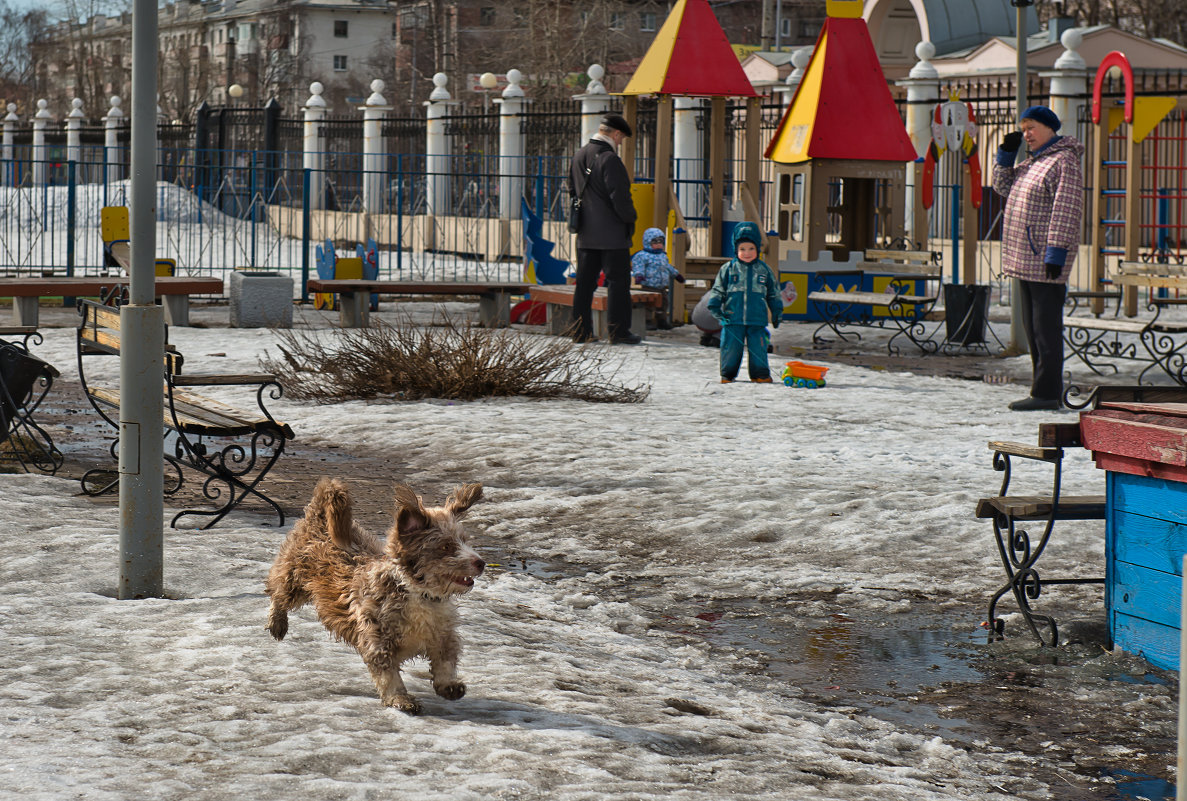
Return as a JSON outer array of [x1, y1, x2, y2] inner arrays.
[[640, 12, 656, 32], [780, 18, 791, 39], [334, 20, 348, 38], [800, 20, 822, 39], [480, 7, 495, 26], [610, 12, 625, 30], [392, 22, 398, 38], [333, 54, 348, 71]]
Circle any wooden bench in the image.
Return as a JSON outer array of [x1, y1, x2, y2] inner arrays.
[[305, 279, 533, 329], [0, 326, 62, 474], [76, 298, 295, 529], [807, 257, 943, 355], [1063, 261, 1187, 385], [0, 276, 224, 327], [977, 422, 1106, 647], [527, 284, 665, 340]]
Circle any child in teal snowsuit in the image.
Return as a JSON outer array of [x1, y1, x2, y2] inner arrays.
[[706, 221, 783, 383]]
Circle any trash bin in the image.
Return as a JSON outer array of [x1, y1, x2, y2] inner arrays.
[[0, 343, 49, 433], [230, 271, 294, 328], [943, 283, 990, 347]]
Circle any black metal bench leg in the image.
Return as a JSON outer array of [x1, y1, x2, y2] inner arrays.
[[170, 429, 287, 529]]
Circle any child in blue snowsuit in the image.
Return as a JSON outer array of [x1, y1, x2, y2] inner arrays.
[[630, 227, 684, 329], [706, 221, 783, 383]]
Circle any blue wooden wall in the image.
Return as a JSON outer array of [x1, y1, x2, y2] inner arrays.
[[1107, 471, 1187, 671]]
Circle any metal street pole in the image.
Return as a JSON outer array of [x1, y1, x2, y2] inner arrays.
[[119, 0, 164, 599], [1010, 0, 1034, 353]]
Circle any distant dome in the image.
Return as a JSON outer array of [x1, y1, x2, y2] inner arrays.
[[866, 0, 1039, 63]]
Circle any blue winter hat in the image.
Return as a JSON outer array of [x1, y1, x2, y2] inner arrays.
[[1020, 105, 1061, 132]]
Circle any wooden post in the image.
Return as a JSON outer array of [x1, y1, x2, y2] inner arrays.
[[962, 162, 978, 284], [709, 96, 726, 258], [1123, 130, 1141, 317], [744, 96, 761, 204], [654, 95, 673, 231], [622, 95, 638, 183]]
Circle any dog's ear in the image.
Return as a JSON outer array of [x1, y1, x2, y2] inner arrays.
[[445, 483, 483, 517], [393, 483, 428, 538]]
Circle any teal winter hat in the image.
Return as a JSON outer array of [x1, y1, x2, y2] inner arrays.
[[1020, 105, 1061, 132]]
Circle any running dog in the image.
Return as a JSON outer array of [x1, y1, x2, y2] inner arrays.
[[265, 477, 485, 714]]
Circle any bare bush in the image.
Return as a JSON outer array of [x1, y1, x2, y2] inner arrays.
[[261, 315, 650, 404]]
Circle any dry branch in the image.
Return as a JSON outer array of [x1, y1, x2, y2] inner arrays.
[[261, 314, 650, 404]]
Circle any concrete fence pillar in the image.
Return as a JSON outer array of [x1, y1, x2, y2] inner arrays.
[[424, 72, 454, 216], [303, 82, 327, 211], [104, 96, 124, 185], [363, 79, 391, 215], [31, 99, 52, 186], [1043, 28, 1089, 162], [575, 64, 611, 146], [896, 42, 941, 246], [495, 68, 526, 219], [65, 98, 84, 165], [673, 96, 705, 219], [3, 104, 18, 186]]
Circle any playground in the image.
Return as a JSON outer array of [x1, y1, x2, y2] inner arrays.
[[0, 298, 1177, 801]]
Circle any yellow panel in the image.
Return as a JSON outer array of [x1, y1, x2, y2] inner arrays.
[[100, 206, 129, 243], [870, 275, 916, 318], [629, 183, 655, 253], [778, 272, 808, 316], [335, 257, 363, 280], [825, 0, 863, 18], [1131, 96, 1177, 144], [621, 0, 684, 95], [766, 36, 828, 164]]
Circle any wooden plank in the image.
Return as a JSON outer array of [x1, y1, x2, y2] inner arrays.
[[1112, 510, 1187, 577], [1081, 410, 1187, 468], [863, 249, 933, 264], [974, 494, 1106, 520], [857, 261, 940, 279], [1111, 560, 1181, 631], [1113, 274, 1187, 290], [306, 280, 532, 295], [1038, 422, 1084, 448], [529, 286, 664, 309], [809, 291, 895, 307], [987, 439, 1060, 461], [1119, 261, 1187, 276], [1110, 471, 1187, 525], [0, 276, 222, 296], [1062, 316, 1148, 334], [1111, 611, 1180, 671], [171, 373, 278, 387]]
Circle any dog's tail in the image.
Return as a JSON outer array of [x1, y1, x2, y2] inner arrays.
[[308, 477, 355, 550]]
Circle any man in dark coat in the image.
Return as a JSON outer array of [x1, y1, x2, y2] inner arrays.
[[568, 113, 640, 344]]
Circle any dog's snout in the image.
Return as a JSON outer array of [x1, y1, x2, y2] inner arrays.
[[473, 558, 486, 575]]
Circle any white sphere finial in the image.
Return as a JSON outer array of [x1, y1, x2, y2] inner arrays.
[[502, 68, 524, 98], [1054, 27, 1086, 70], [370, 79, 385, 94], [366, 79, 388, 106], [908, 41, 939, 80], [430, 72, 451, 101], [110, 96, 121, 108], [310, 81, 323, 96], [786, 46, 812, 85], [305, 81, 326, 109], [585, 63, 607, 95]]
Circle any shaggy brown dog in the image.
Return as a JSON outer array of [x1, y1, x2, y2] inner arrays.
[[265, 478, 485, 714]]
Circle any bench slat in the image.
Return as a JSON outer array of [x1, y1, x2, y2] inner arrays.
[[809, 290, 935, 307], [172, 373, 278, 386], [975, 495, 1107, 521], [1063, 316, 1148, 334], [988, 440, 1061, 461]]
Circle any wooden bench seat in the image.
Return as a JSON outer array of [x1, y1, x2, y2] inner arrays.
[[1063, 261, 1187, 386], [77, 298, 294, 529], [305, 279, 532, 329], [807, 258, 943, 355], [979, 422, 1106, 647], [0, 276, 223, 327], [527, 285, 664, 339]]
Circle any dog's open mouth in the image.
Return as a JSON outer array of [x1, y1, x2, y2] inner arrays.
[[454, 576, 475, 588]]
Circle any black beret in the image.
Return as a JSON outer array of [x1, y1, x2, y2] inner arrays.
[[601, 113, 633, 137]]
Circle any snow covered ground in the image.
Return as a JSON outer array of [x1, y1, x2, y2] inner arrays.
[[0, 304, 1175, 800]]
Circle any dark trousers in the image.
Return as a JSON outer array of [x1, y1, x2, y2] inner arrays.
[[574, 248, 632, 340], [1018, 279, 1067, 401]]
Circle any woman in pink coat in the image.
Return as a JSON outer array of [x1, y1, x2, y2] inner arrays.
[[992, 105, 1084, 411]]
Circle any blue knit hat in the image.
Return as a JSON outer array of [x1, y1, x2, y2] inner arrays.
[[1020, 105, 1061, 132]]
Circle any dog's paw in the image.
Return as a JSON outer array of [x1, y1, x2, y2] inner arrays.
[[435, 681, 466, 701], [384, 694, 422, 715], [266, 615, 288, 641]]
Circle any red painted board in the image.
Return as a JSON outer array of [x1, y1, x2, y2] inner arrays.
[[1080, 408, 1187, 469]]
